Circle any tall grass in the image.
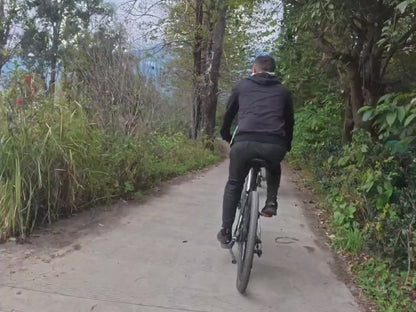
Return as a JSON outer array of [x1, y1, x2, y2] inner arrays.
[[0, 96, 220, 241]]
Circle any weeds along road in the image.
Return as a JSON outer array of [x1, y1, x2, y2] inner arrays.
[[0, 160, 361, 312]]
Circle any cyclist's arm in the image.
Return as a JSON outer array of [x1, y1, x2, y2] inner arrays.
[[284, 93, 295, 152], [220, 88, 239, 142]]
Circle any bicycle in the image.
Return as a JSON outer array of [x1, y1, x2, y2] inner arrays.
[[227, 158, 267, 294]]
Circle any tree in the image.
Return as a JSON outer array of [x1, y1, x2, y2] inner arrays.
[[0, 0, 22, 74], [125, 0, 258, 140], [63, 24, 154, 133], [20, 0, 112, 93], [164, 0, 258, 140], [284, 0, 416, 139], [193, 0, 229, 140]]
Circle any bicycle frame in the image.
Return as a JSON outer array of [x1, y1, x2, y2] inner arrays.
[[228, 166, 262, 264]]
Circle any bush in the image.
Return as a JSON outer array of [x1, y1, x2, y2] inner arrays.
[[0, 85, 220, 241], [290, 91, 416, 268], [289, 93, 343, 184], [325, 93, 416, 267]]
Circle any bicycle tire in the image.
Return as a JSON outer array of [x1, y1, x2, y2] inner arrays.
[[236, 189, 259, 294]]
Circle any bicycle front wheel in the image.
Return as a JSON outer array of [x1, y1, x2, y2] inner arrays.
[[236, 190, 259, 294]]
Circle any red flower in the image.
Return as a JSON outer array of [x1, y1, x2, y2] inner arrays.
[[24, 76, 32, 85], [16, 99, 23, 106]]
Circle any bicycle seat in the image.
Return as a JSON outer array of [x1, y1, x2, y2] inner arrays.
[[249, 158, 268, 168]]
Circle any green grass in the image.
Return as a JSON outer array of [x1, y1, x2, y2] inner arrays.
[[354, 259, 416, 312], [0, 98, 221, 240], [332, 227, 365, 255]]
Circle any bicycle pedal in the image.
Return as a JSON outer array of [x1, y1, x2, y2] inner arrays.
[[221, 240, 235, 249]]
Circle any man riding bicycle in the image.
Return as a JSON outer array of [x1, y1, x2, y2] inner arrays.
[[217, 54, 294, 246]]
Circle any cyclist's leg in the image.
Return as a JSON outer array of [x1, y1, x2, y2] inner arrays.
[[222, 141, 254, 230], [266, 163, 281, 203], [254, 142, 287, 214]]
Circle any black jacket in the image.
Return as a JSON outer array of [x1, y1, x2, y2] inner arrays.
[[220, 73, 294, 151]]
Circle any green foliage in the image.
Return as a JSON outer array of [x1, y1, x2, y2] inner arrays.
[[291, 91, 416, 307], [355, 259, 416, 312], [0, 72, 220, 240], [0, 0, 23, 69], [289, 94, 343, 181], [282, 0, 416, 304], [275, 28, 338, 107], [302, 93, 416, 265], [20, 0, 113, 84], [360, 93, 416, 153], [354, 94, 416, 266], [329, 130, 409, 260], [328, 193, 364, 254]]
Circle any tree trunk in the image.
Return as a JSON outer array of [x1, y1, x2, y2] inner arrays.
[[191, 0, 203, 139], [202, 0, 228, 141], [346, 63, 365, 130], [343, 95, 354, 143], [361, 25, 384, 108], [50, 56, 57, 94], [49, 21, 60, 95]]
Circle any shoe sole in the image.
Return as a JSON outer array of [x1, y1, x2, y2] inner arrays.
[[220, 242, 232, 249], [261, 212, 276, 217]]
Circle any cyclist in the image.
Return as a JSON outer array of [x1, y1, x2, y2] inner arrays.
[[217, 54, 294, 246]]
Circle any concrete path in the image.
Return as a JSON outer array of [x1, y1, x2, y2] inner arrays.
[[0, 160, 361, 312]]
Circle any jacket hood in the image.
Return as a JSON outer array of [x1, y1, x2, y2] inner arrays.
[[247, 73, 281, 86]]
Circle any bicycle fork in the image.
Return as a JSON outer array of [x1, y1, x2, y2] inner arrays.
[[228, 212, 263, 264], [227, 168, 263, 264]]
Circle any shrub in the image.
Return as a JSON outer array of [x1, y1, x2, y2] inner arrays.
[[289, 93, 343, 184], [0, 82, 220, 241], [290, 91, 416, 267]]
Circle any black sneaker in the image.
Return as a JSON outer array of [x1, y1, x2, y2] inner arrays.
[[261, 201, 278, 217], [217, 228, 232, 248]]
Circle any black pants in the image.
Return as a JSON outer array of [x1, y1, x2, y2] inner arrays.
[[222, 141, 287, 229]]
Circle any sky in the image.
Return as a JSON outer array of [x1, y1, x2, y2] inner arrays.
[[107, 0, 282, 54], [106, 0, 165, 50]]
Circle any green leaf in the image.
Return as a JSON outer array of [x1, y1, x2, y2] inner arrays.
[[384, 182, 393, 199], [397, 1, 410, 14], [346, 205, 356, 219], [362, 110, 373, 122], [376, 198, 386, 210], [397, 107, 406, 123], [404, 114, 416, 126], [386, 111, 397, 126], [361, 144, 369, 153], [377, 93, 394, 104], [333, 211, 345, 225], [358, 106, 372, 113]]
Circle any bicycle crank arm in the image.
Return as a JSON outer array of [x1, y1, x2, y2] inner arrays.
[[229, 248, 237, 264]]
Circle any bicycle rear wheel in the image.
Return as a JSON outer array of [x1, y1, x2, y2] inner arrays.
[[236, 189, 259, 294]]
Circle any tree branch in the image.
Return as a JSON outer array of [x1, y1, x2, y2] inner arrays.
[[312, 30, 354, 64], [380, 24, 416, 79]]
